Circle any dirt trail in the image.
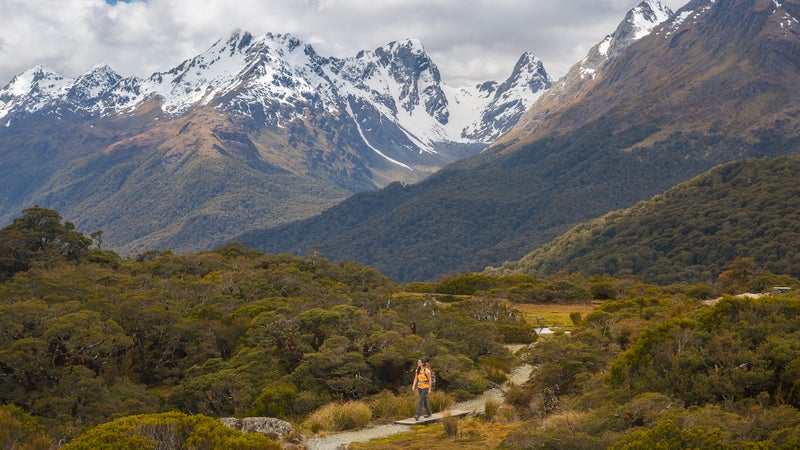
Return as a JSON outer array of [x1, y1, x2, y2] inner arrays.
[[306, 363, 533, 450]]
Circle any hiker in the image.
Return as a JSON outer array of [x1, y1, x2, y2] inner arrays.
[[412, 358, 433, 420]]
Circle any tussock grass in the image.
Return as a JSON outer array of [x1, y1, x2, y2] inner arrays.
[[427, 390, 454, 413], [366, 390, 455, 421], [441, 411, 458, 439], [302, 401, 372, 434], [350, 418, 519, 449], [366, 391, 417, 420], [482, 398, 501, 422]]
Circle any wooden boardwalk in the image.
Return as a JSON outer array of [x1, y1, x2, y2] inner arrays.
[[393, 409, 470, 425]]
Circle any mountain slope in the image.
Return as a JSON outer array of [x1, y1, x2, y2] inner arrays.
[[502, 0, 800, 149], [239, 0, 800, 282], [506, 0, 673, 142], [0, 33, 549, 254], [237, 0, 711, 281], [489, 156, 800, 284]]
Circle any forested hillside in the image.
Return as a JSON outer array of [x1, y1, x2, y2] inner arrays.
[[4, 207, 800, 448], [491, 156, 800, 285], [0, 207, 532, 446]]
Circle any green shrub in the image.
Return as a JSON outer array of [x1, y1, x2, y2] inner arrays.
[[0, 404, 52, 450], [404, 282, 437, 293], [436, 274, 500, 295], [685, 283, 714, 300], [446, 371, 488, 398], [248, 383, 298, 419], [62, 411, 279, 449]]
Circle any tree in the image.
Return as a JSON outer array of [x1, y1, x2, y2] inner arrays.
[[717, 257, 756, 294], [0, 404, 52, 450], [0, 207, 92, 280]]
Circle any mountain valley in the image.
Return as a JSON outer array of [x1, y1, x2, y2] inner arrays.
[[238, 0, 800, 282]]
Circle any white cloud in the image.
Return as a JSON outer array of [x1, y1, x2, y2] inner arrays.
[[0, 0, 688, 88]]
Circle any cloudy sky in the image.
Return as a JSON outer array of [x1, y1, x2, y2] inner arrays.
[[0, 0, 687, 88]]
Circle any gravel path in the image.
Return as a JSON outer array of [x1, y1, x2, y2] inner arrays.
[[306, 364, 533, 450]]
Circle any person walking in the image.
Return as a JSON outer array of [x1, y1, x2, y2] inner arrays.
[[412, 358, 433, 420]]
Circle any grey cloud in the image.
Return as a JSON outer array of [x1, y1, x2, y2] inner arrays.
[[0, 0, 688, 89]]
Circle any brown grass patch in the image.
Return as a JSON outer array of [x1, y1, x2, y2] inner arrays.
[[349, 418, 518, 449], [513, 302, 598, 330]]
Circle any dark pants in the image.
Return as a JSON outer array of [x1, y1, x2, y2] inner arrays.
[[415, 387, 431, 418]]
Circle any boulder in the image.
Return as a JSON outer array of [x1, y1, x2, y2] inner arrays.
[[220, 416, 295, 441]]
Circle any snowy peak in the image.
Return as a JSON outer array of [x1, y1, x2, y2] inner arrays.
[[0, 65, 71, 120], [1, 65, 66, 96], [498, 1, 674, 146], [590, 0, 674, 68], [625, 0, 675, 41], [67, 65, 123, 107], [458, 51, 552, 142], [366, 38, 448, 122], [496, 52, 551, 99], [0, 32, 552, 168], [135, 30, 325, 114]]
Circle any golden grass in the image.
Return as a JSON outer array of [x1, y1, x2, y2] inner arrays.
[[366, 390, 455, 423], [513, 302, 599, 331], [349, 418, 519, 450], [302, 401, 372, 434]]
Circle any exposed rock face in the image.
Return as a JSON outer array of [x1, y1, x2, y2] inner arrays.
[[503, 0, 674, 147], [220, 416, 297, 441], [0, 32, 550, 255], [236, 0, 800, 283]]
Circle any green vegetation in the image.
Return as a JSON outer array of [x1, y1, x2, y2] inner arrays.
[[4, 206, 800, 448], [496, 156, 800, 285], [241, 127, 800, 283], [0, 207, 529, 445], [497, 290, 800, 449], [352, 288, 800, 449], [62, 411, 279, 449]]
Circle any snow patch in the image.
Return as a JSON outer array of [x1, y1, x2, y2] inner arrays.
[[0, 31, 551, 161], [597, 36, 613, 56], [346, 102, 413, 170]]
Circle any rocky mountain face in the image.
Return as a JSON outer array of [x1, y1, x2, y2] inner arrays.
[[504, 0, 800, 149], [0, 33, 550, 254], [238, 0, 800, 282], [506, 0, 673, 143]]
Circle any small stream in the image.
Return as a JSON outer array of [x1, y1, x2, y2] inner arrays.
[[306, 363, 533, 450]]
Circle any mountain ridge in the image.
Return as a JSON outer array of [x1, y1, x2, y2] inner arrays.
[[0, 32, 549, 255], [236, 0, 800, 282]]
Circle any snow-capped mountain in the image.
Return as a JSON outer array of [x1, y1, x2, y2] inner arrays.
[[237, 0, 800, 283], [578, 0, 673, 80], [0, 32, 550, 255], [506, 0, 674, 143], [0, 32, 550, 172]]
